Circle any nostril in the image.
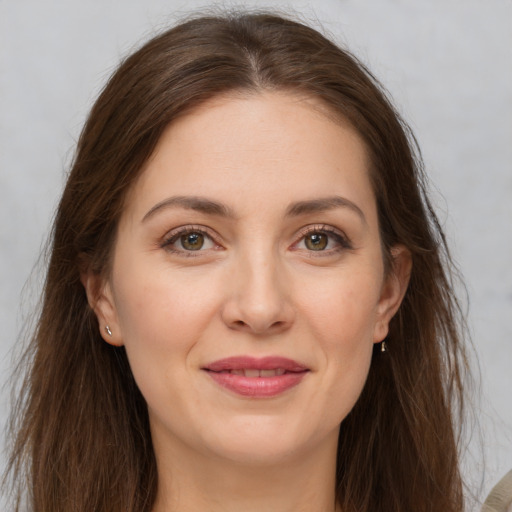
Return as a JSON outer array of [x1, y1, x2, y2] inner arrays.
[[229, 319, 285, 333]]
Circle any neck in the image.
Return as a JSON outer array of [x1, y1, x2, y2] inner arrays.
[[151, 431, 341, 512]]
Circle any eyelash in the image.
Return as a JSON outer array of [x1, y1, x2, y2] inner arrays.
[[160, 224, 352, 257], [293, 225, 353, 255], [160, 225, 220, 257]]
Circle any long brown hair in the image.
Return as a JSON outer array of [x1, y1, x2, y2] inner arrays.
[[4, 11, 470, 512]]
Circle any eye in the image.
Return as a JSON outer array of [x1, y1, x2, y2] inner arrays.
[[294, 225, 352, 254], [180, 232, 207, 251], [161, 226, 218, 254], [304, 232, 329, 251]]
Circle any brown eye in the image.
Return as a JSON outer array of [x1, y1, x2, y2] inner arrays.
[[180, 232, 205, 250], [162, 227, 217, 255], [305, 233, 328, 250], [296, 227, 352, 254]]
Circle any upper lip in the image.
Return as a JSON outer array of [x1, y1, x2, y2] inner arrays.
[[203, 356, 309, 373]]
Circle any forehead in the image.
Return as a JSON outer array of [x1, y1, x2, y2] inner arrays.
[[124, 91, 375, 222]]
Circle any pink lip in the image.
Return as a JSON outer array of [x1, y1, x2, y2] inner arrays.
[[202, 356, 309, 398]]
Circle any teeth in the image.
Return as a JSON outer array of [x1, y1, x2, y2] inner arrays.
[[226, 369, 286, 377], [259, 369, 276, 377]]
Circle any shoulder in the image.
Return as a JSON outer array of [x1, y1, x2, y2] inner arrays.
[[482, 471, 512, 512]]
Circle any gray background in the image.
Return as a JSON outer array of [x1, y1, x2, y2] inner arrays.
[[1, 0, 511, 506]]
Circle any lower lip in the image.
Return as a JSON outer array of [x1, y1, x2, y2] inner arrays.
[[205, 371, 308, 397]]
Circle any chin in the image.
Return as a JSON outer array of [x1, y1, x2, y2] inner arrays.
[[211, 438, 301, 467], [200, 415, 335, 467]]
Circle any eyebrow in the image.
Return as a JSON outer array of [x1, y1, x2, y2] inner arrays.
[[285, 196, 367, 224], [142, 194, 366, 224], [142, 195, 234, 222]]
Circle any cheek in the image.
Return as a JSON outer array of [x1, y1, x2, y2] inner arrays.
[[114, 261, 220, 342], [110, 261, 223, 394], [295, 268, 380, 418], [298, 266, 382, 348]]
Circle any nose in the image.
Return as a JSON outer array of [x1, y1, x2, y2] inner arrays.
[[220, 251, 295, 336]]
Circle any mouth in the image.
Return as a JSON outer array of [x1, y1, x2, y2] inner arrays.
[[202, 356, 309, 398], [212, 368, 289, 377]]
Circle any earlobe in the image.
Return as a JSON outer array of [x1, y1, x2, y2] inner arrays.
[[373, 245, 412, 343], [80, 271, 124, 347]]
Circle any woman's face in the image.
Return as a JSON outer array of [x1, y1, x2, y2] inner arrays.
[[89, 92, 409, 466]]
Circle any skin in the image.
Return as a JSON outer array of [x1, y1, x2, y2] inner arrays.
[[84, 92, 411, 512]]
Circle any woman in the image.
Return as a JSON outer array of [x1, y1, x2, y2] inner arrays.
[[4, 11, 470, 512]]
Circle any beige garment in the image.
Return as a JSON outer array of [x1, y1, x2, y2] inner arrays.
[[482, 470, 512, 512]]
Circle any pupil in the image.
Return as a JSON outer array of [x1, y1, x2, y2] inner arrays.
[[306, 233, 327, 250], [181, 232, 204, 250]]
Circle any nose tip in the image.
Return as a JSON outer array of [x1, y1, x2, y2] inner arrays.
[[221, 266, 295, 336]]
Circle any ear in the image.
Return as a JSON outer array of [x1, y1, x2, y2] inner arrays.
[[373, 245, 412, 343], [80, 271, 123, 347]]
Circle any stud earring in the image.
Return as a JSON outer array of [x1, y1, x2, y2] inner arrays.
[[105, 325, 113, 337], [381, 340, 387, 353]]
